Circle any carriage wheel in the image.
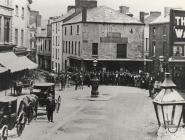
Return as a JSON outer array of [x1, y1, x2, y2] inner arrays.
[[55, 96, 61, 113], [16, 112, 26, 136], [1, 125, 8, 140]]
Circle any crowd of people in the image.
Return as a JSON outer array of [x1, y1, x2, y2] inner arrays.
[[54, 70, 161, 95]]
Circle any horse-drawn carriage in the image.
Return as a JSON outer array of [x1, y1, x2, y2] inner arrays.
[[30, 83, 61, 113], [0, 96, 26, 140]]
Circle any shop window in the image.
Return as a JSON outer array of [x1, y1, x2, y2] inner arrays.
[[173, 45, 184, 56]]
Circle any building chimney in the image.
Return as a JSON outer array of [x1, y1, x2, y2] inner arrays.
[[75, 0, 80, 7], [82, 7, 87, 22], [67, 5, 76, 12], [140, 12, 145, 23], [164, 7, 171, 17], [119, 6, 129, 14], [150, 11, 161, 17]]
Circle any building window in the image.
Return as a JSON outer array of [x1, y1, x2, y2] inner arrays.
[[58, 23, 60, 32], [45, 40, 47, 51], [56, 48, 57, 59], [56, 36, 57, 46], [152, 27, 156, 34], [75, 41, 77, 55], [21, 29, 24, 46], [152, 41, 156, 56], [70, 26, 72, 35], [77, 25, 79, 35], [66, 41, 67, 53], [58, 36, 60, 46], [69, 41, 71, 54], [15, 29, 18, 45], [52, 61, 54, 69], [63, 42, 65, 53], [0, 17, 1, 42], [65, 27, 67, 35], [22, 7, 24, 19], [117, 44, 127, 58], [49, 40, 51, 51], [72, 41, 74, 54], [4, 18, 10, 43], [163, 41, 167, 56], [56, 23, 57, 34], [15, 5, 18, 16], [78, 42, 80, 56], [92, 43, 98, 55]]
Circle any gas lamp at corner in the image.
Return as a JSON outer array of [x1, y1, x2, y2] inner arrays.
[[153, 73, 185, 133]]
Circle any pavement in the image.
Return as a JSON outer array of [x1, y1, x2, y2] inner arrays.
[[0, 85, 158, 140]]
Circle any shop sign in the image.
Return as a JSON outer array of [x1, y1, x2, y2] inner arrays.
[[171, 10, 185, 42]]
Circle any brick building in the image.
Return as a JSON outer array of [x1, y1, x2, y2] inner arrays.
[[149, 9, 185, 89], [52, 0, 147, 73]]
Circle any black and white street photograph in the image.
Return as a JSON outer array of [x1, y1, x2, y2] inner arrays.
[[1, 0, 185, 140]]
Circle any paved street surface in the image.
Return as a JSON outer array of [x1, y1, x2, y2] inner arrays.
[[7, 86, 158, 140]]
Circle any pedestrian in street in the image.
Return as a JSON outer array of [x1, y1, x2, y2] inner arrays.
[[46, 93, 54, 122]]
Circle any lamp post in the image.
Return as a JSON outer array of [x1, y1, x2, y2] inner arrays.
[[91, 59, 99, 98], [153, 73, 185, 133]]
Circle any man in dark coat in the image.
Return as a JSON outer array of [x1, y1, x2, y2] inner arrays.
[[46, 93, 54, 122]]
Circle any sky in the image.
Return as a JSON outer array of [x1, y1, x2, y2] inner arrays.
[[31, 0, 185, 20]]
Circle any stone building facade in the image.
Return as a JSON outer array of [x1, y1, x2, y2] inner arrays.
[[12, 0, 32, 55], [0, 0, 14, 51], [62, 6, 145, 72], [51, 0, 146, 73], [36, 26, 52, 71]]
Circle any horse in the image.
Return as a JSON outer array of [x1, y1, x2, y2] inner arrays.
[[18, 95, 38, 125]]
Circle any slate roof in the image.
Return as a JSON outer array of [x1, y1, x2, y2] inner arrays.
[[63, 6, 143, 24], [144, 14, 161, 24], [150, 15, 170, 24], [52, 9, 76, 23]]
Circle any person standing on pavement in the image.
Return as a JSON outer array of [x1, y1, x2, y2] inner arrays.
[[46, 93, 54, 122]]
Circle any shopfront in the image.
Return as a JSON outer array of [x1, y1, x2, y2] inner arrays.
[[169, 9, 185, 89]]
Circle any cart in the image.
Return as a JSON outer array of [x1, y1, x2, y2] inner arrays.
[[0, 96, 26, 140], [30, 83, 61, 113]]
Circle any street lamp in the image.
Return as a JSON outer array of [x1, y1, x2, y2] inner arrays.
[[91, 59, 99, 98], [153, 73, 185, 133]]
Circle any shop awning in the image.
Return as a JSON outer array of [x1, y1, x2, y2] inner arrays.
[[17, 56, 38, 70], [169, 57, 185, 63], [83, 58, 153, 62], [0, 52, 38, 73], [0, 66, 8, 73]]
